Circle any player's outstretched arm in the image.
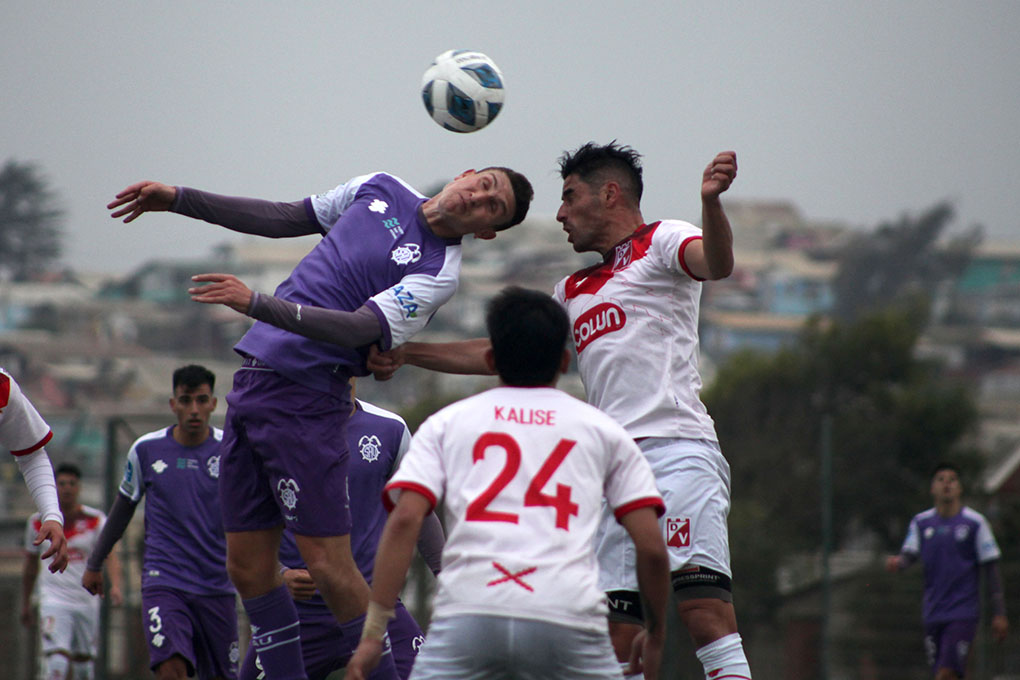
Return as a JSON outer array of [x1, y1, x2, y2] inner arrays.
[[83, 493, 138, 597], [683, 151, 737, 281], [189, 275, 383, 348], [347, 490, 432, 680], [367, 339, 494, 381], [620, 507, 670, 680], [110, 183, 318, 237]]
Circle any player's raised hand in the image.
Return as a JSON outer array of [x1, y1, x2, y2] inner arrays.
[[701, 151, 737, 201], [189, 274, 254, 314], [36, 520, 68, 573], [282, 568, 318, 601], [82, 569, 105, 597], [108, 181, 177, 223]]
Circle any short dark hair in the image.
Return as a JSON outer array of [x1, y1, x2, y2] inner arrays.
[[932, 461, 961, 479], [558, 141, 644, 204], [486, 286, 569, 387], [55, 462, 81, 479], [172, 365, 215, 393], [481, 166, 534, 231]]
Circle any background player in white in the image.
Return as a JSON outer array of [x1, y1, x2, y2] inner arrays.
[[348, 287, 670, 680], [2, 367, 68, 572], [22, 462, 123, 680], [369, 142, 750, 679], [83, 365, 238, 680], [886, 463, 1009, 680], [107, 167, 532, 680]]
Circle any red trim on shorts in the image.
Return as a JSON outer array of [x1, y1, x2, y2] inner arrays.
[[10, 430, 53, 456], [614, 496, 666, 521], [382, 481, 437, 513], [678, 235, 705, 281]]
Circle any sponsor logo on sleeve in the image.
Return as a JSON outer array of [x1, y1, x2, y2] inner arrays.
[[389, 284, 419, 319], [573, 302, 626, 352]]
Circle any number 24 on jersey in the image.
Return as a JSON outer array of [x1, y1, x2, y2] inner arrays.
[[465, 433, 580, 531]]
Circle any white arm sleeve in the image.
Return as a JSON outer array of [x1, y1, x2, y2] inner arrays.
[[16, 448, 61, 525]]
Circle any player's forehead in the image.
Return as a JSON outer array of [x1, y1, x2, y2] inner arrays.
[[560, 174, 591, 199], [174, 383, 213, 398], [933, 469, 959, 482], [56, 473, 79, 484]]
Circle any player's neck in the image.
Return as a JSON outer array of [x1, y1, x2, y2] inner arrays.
[[598, 211, 645, 257], [61, 503, 82, 522], [173, 425, 210, 447], [935, 499, 962, 517]]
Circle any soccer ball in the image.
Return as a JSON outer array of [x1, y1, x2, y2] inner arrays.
[[421, 50, 505, 133]]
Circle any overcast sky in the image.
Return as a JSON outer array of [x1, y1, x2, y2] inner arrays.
[[3, 2, 1018, 275]]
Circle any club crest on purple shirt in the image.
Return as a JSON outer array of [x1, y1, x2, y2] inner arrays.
[[391, 243, 422, 265], [358, 434, 383, 463]]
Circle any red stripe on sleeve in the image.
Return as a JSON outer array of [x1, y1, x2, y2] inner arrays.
[[614, 496, 666, 522], [11, 430, 53, 456], [382, 481, 438, 513], [677, 235, 705, 281]]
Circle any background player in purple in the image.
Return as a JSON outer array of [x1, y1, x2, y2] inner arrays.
[[2, 367, 68, 573], [240, 382, 443, 680], [107, 166, 532, 680], [83, 365, 238, 680], [886, 462, 1009, 680]]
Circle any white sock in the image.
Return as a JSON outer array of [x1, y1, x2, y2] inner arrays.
[[72, 660, 95, 680], [695, 632, 752, 679], [44, 653, 70, 680]]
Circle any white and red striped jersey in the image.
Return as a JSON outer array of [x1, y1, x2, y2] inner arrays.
[[26, 505, 106, 609], [553, 220, 718, 441], [0, 368, 53, 457], [385, 386, 663, 633]]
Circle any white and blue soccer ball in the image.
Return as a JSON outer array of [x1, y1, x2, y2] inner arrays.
[[421, 50, 505, 133]]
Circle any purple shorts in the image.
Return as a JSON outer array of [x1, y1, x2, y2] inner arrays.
[[220, 367, 353, 536], [924, 618, 977, 677], [237, 603, 420, 680], [141, 587, 239, 680]]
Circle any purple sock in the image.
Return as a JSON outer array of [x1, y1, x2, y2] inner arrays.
[[243, 585, 306, 680], [338, 614, 399, 679]]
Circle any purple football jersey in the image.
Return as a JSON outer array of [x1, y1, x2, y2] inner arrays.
[[120, 426, 233, 595], [279, 399, 410, 618], [901, 506, 1001, 623], [235, 173, 463, 394]]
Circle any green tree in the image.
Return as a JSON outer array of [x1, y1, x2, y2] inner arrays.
[[0, 159, 64, 280], [831, 202, 979, 322], [704, 306, 981, 623]]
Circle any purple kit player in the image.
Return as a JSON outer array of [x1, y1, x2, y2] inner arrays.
[[107, 166, 532, 680], [886, 463, 1009, 680], [83, 365, 238, 680], [240, 386, 442, 680]]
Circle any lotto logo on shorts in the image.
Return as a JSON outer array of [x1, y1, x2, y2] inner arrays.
[[666, 517, 690, 548]]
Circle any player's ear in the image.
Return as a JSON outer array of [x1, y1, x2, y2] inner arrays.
[[558, 348, 571, 375], [602, 180, 621, 207], [455, 169, 477, 180], [484, 348, 497, 374], [168, 397, 176, 412], [210, 396, 218, 411]]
